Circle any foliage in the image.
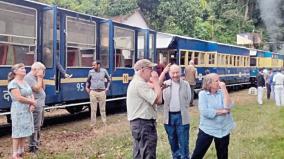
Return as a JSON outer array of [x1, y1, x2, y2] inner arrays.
[[35, 0, 264, 45]]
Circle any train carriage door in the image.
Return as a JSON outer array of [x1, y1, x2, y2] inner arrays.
[[38, 6, 60, 105]]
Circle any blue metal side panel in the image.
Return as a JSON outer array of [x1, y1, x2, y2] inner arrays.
[[256, 50, 265, 57], [264, 51, 272, 57], [110, 68, 135, 96], [109, 20, 114, 74], [177, 37, 211, 51], [217, 44, 249, 56]]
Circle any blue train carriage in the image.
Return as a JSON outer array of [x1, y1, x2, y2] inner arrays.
[[0, 0, 54, 114], [156, 33, 250, 90], [156, 32, 216, 89], [0, 0, 157, 116], [249, 50, 283, 85], [216, 43, 251, 89]]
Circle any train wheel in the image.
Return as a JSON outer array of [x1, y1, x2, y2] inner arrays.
[[66, 106, 84, 114], [119, 99, 127, 112]]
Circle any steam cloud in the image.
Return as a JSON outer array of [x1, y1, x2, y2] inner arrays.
[[257, 0, 284, 53]]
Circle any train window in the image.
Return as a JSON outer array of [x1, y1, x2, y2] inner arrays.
[[137, 32, 145, 60], [0, 2, 36, 66], [250, 57, 256, 66], [187, 51, 193, 64], [230, 56, 234, 66], [180, 51, 186, 65], [208, 53, 215, 65], [193, 52, 199, 65], [100, 23, 109, 68], [114, 27, 134, 68], [66, 17, 96, 68], [199, 53, 205, 65], [42, 10, 54, 68], [149, 33, 155, 62], [225, 55, 229, 66]]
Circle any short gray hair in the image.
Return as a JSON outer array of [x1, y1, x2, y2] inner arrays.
[[31, 62, 46, 70], [202, 73, 218, 91]]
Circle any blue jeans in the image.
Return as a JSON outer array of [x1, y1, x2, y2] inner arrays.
[[164, 112, 190, 159]]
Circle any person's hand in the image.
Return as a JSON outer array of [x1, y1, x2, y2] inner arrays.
[[150, 71, 159, 82], [217, 108, 230, 115], [29, 105, 35, 112], [37, 69, 45, 78], [65, 73, 72, 78], [218, 81, 226, 90], [29, 99, 36, 106], [162, 64, 171, 74], [105, 88, 109, 93]]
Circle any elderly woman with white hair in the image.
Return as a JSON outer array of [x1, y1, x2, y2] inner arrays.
[[24, 62, 46, 153], [191, 73, 235, 159]]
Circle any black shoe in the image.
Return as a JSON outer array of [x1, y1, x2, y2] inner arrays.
[[28, 146, 38, 153]]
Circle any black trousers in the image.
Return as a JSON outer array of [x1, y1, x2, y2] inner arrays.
[[191, 129, 230, 159], [266, 83, 271, 99], [130, 119, 157, 159]]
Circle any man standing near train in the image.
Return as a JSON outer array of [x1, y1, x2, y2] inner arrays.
[[185, 60, 197, 106], [85, 61, 111, 132], [24, 62, 46, 153], [127, 59, 162, 159]]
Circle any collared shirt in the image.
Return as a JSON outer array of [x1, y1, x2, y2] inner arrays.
[[86, 68, 110, 90], [198, 90, 235, 138], [24, 72, 46, 107], [169, 81, 181, 112], [127, 74, 157, 121], [273, 72, 284, 88]]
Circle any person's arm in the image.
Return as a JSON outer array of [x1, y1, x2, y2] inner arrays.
[[85, 72, 91, 94], [138, 71, 162, 105], [186, 82, 191, 106], [56, 61, 71, 78], [219, 81, 233, 109], [104, 70, 111, 91], [159, 64, 170, 85], [198, 91, 229, 119], [10, 88, 36, 106], [29, 69, 44, 93]]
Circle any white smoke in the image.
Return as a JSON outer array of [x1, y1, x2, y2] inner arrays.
[[257, 0, 284, 53]]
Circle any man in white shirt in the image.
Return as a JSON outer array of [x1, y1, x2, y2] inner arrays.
[[273, 70, 284, 106]]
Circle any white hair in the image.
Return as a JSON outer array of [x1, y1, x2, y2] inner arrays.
[[31, 62, 46, 70]]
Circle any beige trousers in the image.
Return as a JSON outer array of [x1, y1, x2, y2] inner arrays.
[[90, 90, 107, 127]]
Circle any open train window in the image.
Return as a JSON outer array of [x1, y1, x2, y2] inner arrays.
[[137, 32, 145, 60], [66, 17, 96, 68], [193, 52, 199, 65], [114, 27, 134, 68], [180, 50, 186, 66], [149, 33, 155, 62], [208, 53, 215, 65], [250, 57, 256, 67], [199, 53, 205, 65], [0, 2, 36, 66], [100, 23, 109, 68]]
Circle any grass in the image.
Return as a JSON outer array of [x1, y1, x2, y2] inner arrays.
[[27, 91, 284, 159]]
